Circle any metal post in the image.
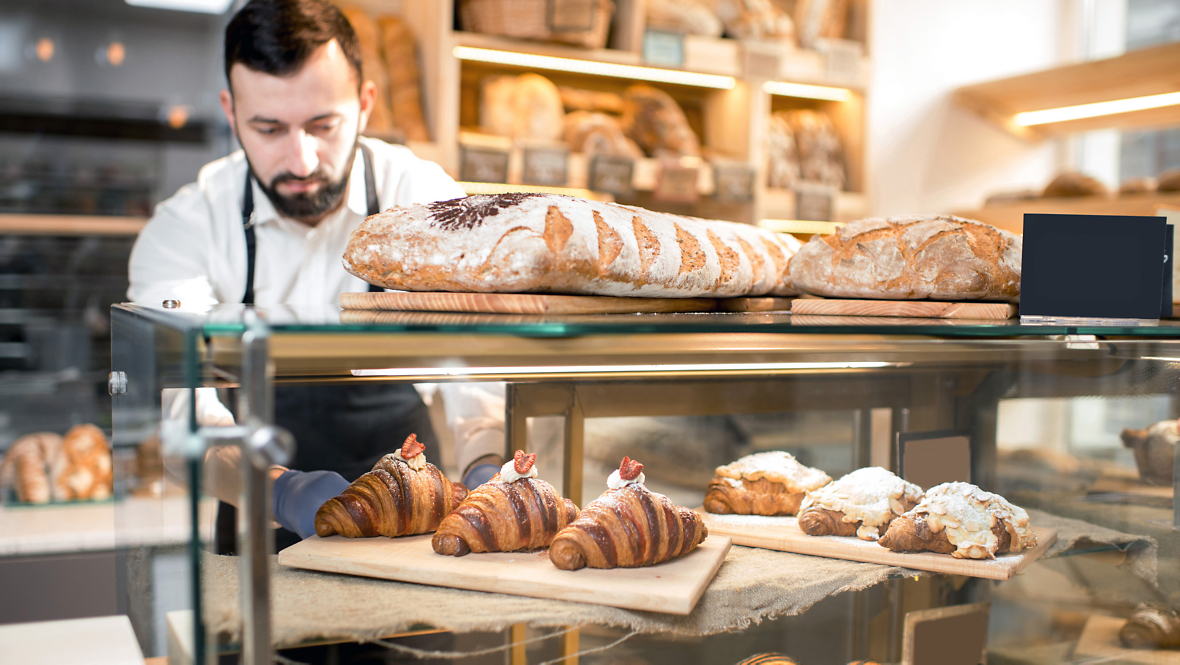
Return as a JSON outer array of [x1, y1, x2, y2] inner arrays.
[[562, 387, 584, 510], [1173, 439, 1180, 529], [852, 409, 872, 468]]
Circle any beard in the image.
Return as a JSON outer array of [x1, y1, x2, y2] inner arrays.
[[251, 142, 356, 222]]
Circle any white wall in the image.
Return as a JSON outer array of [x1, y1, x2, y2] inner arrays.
[[867, 0, 1081, 216]]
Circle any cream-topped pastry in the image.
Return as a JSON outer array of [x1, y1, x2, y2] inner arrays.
[[499, 450, 539, 483], [799, 467, 923, 541], [713, 451, 831, 492], [607, 456, 645, 489], [891, 482, 1037, 559], [392, 433, 427, 471]]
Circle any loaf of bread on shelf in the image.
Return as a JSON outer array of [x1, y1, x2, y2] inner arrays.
[[877, 482, 1037, 559], [558, 86, 626, 115], [704, 451, 832, 516], [314, 434, 468, 538], [794, 0, 849, 48], [1120, 604, 1180, 649], [1042, 172, 1108, 198], [344, 193, 803, 298], [782, 110, 845, 189], [788, 215, 1022, 302], [379, 16, 430, 142], [766, 112, 801, 189], [549, 457, 708, 569], [1119, 177, 1156, 195], [481, 73, 565, 142], [647, 0, 724, 36], [564, 111, 644, 159], [1120, 420, 1177, 486], [798, 466, 923, 541], [432, 450, 579, 556], [1159, 168, 1180, 192], [340, 8, 394, 136], [0, 432, 60, 503], [706, 0, 795, 41], [51, 424, 113, 502], [621, 85, 701, 158]]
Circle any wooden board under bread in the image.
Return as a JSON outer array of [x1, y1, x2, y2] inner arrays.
[[341, 291, 718, 314], [790, 299, 1017, 320], [699, 513, 1054, 581], [277, 533, 731, 615], [1074, 614, 1180, 664]]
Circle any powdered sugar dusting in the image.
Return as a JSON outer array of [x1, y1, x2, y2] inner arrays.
[[714, 451, 832, 493], [800, 467, 923, 541], [908, 482, 1036, 559]]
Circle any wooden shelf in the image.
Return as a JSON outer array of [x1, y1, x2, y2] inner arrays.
[[953, 192, 1180, 235], [954, 42, 1180, 139], [0, 213, 147, 236], [760, 189, 870, 224]]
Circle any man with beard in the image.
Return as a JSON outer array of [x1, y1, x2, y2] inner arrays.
[[128, 0, 471, 555]]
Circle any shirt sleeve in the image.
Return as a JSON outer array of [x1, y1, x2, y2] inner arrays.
[[127, 184, 220, 309]]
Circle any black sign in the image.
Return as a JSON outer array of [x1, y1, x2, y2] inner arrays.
[[1021, 213, 1167, 320], [654, 162, 699, 204], [522, 147, 569, 186], [589, 155, 634, 196], [459, 146, 510, 184]]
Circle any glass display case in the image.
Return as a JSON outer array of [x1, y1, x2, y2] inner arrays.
[[109, 302, 1180, 664]]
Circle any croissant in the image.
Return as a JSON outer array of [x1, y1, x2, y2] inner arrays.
[[877, 482, 1036, 559], [52, 424, 113, 502], [432, 450, 579, 556], [734, 654, 799, 665], [0, 432, 60, 504], [549, 457, 708, 570], [704, 451, 831, 516], [1120, 604, 1180, 649], [315, 434, 468, 538], [798, 467, 922, 541]]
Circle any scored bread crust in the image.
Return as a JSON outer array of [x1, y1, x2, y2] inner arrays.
[[343, 193, 802, 298], [788, 215, 1021, 302]]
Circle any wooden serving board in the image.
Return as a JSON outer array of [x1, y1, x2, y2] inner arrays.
[[715, 297, 796, 313], [341, 291, 717, 315], [277, 533, 732, 615], [1075, 615, 1180, 664], [790, 299, 1017, 320], [699, 513, 1054, 581]]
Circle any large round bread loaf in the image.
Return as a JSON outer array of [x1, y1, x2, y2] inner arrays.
[[344, 193, 801, 297], [788, 215, 1021, 302]]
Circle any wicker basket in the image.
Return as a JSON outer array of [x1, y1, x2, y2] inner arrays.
[[459, 0, 615, 49]]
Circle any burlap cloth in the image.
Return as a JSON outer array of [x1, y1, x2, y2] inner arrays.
[[201, 509, 1156, 647]]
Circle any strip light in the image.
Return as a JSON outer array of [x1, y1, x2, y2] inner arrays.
[[759, 219, 843, 235], [763, 80, 853, 102], [454, 46, 735, 90], [1014, 91, 1180, 126], [352, 361, 900, 378], [125, 0, 233, 13]]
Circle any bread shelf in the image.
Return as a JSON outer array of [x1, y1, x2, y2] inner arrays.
[[759, 189, 870, 224], [954, 42, 1180, 139], [952, 192, 1180, 235], [0, 213, 147, 236]]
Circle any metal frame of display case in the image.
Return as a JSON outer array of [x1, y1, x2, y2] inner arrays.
[[110, 303, 1180, 665]]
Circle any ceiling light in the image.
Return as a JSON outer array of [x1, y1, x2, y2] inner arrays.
[[35, 38, 54, 62], [1014, 91, 1180, 126], [454, 46, 735, 90], [762, 80, 853, 102], [124, 0, 234, 14]]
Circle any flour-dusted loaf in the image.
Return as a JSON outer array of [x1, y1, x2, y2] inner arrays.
[[344, 193, 802, 297], [789, 215, 1022, 302]]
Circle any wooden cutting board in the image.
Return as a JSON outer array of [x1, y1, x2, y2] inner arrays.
[[277, 533, 731, 615], [790, 299, 1017, 320], [1074, 615, 1180, 664], [341, 291, 717, 315], [699, 513, 1054, 581]]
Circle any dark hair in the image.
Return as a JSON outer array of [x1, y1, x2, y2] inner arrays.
[[224, 0, 362, 89]]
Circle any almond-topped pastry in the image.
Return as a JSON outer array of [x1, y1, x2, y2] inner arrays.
[[432, 450, 579, 556], [878, 482, 1037, 559], [798, 467, 923, 541], [704, 451, 832, 515], [314, 434, 468, 538], [549, 456, 708, 570]]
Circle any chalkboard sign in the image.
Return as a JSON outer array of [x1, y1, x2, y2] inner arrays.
[[897, 429, 972, 490], [460, 146, 510, 184], [713, 165, 755, 204], [589, 155, 634, 196], [654, 162, 699, 204], [1021, 213, 1167, 321], [643, 30, 685, 67], [522, 147, 569, 186]]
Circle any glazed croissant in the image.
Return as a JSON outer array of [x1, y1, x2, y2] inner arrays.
[[315, 434, 468, 538], [549, 457, 708, 570], [432, 450, 579, 556]]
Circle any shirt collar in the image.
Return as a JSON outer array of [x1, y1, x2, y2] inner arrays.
[[246, 147, 367, 228]]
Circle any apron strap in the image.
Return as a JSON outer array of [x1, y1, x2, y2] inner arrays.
[[241, 144, 383, 304]]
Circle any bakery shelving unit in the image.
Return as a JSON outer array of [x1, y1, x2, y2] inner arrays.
[[370, 0, 872, 226]]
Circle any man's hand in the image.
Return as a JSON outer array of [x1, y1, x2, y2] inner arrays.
[[271, 470, 349, 539]]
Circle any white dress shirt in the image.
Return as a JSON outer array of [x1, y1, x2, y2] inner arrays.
[[128, 136, 464, 309]]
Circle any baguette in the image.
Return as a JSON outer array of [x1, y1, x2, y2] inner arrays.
[[344, 193, 802, 298]]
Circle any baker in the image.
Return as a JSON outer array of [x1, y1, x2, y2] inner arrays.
[[128, 0, 504, 551]]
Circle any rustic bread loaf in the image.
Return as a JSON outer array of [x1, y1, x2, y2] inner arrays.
[[558, 86, 625, 114], [647, 0, 724, 37], [766, 112, 801, 189], [621, 85, 701, 158], [564, 111, 644, 159], [481, 74, 565, 142], [341, 8, 394, 136], [789, 215, 1021, 302], [344, 193, 802, 298], [379, 16, 430, 142], [1042, 172, 1107, 198], [784, 109, 845, 189], [794, 0, 848, 48], [707, 0, 795, 41], [1158, 168, 1180, 192]]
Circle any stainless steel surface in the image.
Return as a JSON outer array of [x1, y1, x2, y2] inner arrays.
[[108, 370, 127, 396]]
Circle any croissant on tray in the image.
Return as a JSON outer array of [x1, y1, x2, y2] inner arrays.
[[797, 467, 923, 541], [315, 434, 468, 538], [877, 482, 1036, 559], [1120, 604, 1180, 649], [704, 451, 832, 516], [433, 450, 579, 556], [549, 456, 708, 570]]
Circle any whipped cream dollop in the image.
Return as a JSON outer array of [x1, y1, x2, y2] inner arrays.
[[499, 458, 538, 483], [393, 449, 426, 471], [607, 468, 645, 489]]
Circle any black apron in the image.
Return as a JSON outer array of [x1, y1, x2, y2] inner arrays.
[[215, 145, 438, 554]]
